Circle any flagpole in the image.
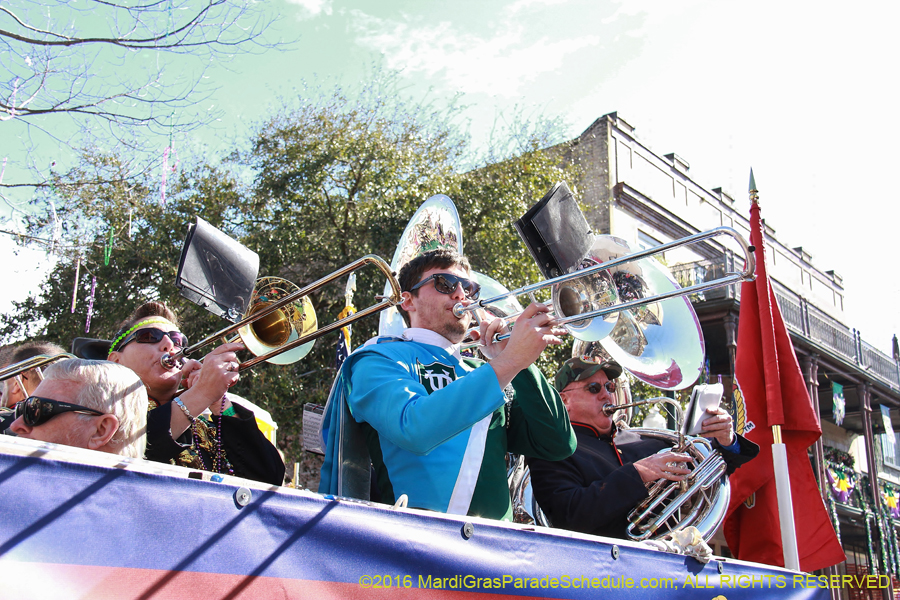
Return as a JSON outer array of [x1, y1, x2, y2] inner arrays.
[[772, 425, 801, 570], [751, 171, 801, 571]]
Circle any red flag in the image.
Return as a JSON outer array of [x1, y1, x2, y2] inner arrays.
[[723, 189, 844, 571]]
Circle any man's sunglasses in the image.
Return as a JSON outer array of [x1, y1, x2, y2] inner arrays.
[[409, 273, 481, 301], [583, 380, 617, 395], [15, 396, 105, 428], [118, 327, 188, 352]]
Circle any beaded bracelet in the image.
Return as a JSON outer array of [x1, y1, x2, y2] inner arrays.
[[172, 397, 196, 423]]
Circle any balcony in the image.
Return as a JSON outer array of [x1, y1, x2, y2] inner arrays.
[[671, 257, 900, 390]]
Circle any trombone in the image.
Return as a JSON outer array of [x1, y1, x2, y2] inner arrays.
[[0, 354, 74, 406], [0, 354, 75, 382], [454, 226, 755, 340], [161, 254, 402, 372]]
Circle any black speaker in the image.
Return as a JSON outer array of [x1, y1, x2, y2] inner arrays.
[[175, 218, 260, 323], [513, 182, 593, 279]]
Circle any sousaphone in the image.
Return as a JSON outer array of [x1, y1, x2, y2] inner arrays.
[[378, 194, 519, 344], [379, 194, 463, 338]]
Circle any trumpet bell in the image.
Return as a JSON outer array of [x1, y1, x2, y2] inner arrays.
[[551, 235, 650, 341], [238, 277, 318, 365]]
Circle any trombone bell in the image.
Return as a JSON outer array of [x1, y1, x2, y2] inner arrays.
[[552, 257, 619, 340], [238, 277, 318, 366], [551, 235, 703, 390]]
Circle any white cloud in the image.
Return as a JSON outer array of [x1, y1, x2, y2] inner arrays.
[[508, 0, 569, 15], [287, 0, 332, 21], [347, 11, 599, 97]]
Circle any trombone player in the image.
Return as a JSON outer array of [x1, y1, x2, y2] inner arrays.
[[319, 249, 576, 520], [107, 301, 284, 485], [528, 356, 759, 540]]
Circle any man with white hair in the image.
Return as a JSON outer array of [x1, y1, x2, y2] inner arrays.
[[8, 358, 148, 459]]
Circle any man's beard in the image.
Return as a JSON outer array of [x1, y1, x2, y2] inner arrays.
[[438, 315, 469, 344]]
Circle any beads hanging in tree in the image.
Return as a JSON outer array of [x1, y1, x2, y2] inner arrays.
[[85, 276, 97, 333], [160, 134, 179, 208], [48, 200, 61, 256], [70, 257, 81, 313], [104, 229, 114, 266]]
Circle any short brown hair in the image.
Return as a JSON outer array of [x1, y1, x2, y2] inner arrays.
[[396, 250, 471, 326], [7, 341, 66, 382], [10, 341, 66, 364]]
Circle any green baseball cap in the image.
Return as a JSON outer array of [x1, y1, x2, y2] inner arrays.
[[554, 356, 623, 392]]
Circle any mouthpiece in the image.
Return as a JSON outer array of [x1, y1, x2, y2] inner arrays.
[[160, 353, 184, 369]]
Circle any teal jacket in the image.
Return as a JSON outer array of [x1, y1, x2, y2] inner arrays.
[[319, 337, 575, 520]]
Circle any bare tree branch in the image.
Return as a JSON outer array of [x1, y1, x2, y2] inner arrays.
[[1, 0, 289, 194]]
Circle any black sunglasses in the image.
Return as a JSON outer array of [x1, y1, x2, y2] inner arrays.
[[584, 380, 617, 395], [409, 273, 481, 301], [15, 396, 105, 427], [118, 327, 188, 352]]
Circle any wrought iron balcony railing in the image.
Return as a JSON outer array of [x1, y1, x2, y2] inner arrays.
[[671, 257, 900, 390]]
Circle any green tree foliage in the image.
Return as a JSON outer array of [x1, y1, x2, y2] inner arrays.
[[2, 155, 244, 344], [1, 78, 580, 481]]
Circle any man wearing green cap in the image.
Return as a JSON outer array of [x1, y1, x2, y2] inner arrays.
[[528, 356, 758, 539]]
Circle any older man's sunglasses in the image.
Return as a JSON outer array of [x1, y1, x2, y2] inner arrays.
[[409, 273, 481, 300], [15, 396, 105, 427], [584, 380, 617, 395], [118, 327, 188, 352]]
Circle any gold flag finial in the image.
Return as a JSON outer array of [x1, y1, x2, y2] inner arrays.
[[749, 168, 759, 204]]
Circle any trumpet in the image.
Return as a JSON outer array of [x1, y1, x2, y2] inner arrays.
[[161, 255, 402, 372]]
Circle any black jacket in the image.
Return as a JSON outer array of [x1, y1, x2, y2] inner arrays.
[[528, 422, 759, 539], [146, 400, 285, 486]]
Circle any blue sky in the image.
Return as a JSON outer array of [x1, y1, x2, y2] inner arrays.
[[3, 0, 899, 354]]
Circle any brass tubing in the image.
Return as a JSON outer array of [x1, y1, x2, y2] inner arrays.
[[161, 254, 402, 370], [0, 354, 75, 381]]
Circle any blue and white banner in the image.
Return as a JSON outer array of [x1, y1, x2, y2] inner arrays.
[[0, 439, 853, 599]]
